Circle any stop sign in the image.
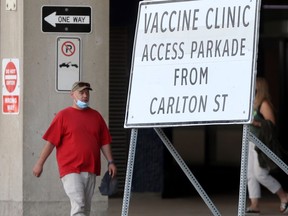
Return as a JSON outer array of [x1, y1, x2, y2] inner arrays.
[[5, 61, 17, 93]]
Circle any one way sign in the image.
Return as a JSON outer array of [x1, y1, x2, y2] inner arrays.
[[42, 6, 92, 33]]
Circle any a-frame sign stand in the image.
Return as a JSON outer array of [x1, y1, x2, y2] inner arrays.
[[121, 128, 221, 216], [122, 0, 264, 215], [121, 126, 288, 216]]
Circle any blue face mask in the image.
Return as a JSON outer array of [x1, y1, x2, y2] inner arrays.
[[76, 100, 89, 109]]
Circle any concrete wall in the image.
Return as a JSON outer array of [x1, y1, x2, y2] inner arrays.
[[0, 0, 24, 215], [0, 1, 110, 215]]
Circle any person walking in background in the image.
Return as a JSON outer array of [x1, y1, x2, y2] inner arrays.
[[33, 81, 117, 216], [246, 77, 288, 214]]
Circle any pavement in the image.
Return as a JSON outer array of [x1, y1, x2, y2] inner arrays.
[[106, 191, 286, 216]]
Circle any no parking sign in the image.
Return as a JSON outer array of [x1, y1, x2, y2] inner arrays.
[[56, 37, 81, 92], [2, 58, 20, 114]]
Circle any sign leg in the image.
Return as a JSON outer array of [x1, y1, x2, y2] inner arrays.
[[237, 125, 249, 215], [248, 131, 288, 175], [121, 128, 138, 216], [154, 127, 221, 216]]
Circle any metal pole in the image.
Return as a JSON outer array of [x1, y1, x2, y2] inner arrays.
[[121, 128, 138, 216], [237, 124, 249, 216], [248, 131, 288, 175]]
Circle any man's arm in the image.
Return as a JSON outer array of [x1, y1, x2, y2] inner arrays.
[[33, 141, 55, 177], [101, 144, 117, 177]]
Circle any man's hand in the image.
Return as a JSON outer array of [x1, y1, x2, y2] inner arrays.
[[33, 163, 43, 177], [108, 163, 117, 178], [32, 141, 55, 177]]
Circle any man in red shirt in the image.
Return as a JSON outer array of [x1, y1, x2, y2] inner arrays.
[[33, 81, 117, 216]]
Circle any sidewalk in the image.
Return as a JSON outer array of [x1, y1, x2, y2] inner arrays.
[[106, 192, 284, 216]]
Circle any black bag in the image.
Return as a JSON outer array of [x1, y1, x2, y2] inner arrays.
[[99, 171, 118, 196]]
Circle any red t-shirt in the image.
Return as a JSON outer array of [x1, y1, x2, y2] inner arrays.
[[43, 107, 112, 178]]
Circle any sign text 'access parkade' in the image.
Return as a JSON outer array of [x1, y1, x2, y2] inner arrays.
[[124, 0, 261, 128]]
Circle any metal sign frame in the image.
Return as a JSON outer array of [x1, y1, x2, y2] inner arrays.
[[121, 126, 288, 215]]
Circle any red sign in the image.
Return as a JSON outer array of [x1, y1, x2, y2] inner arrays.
[[5, 61, 17, 93], [62, 41, 76, 57], [3, 95, 19, 113]]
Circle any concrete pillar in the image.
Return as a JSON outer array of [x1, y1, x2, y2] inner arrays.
[[0, 1, 110, 215]]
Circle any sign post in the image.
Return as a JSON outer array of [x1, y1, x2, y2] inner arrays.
[[56, 37, 81, 92]]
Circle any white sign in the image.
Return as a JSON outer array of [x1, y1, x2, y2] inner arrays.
[[124, 0, 261, 128], [56, 37, 81, 92], [2, 58, 20, 114], [45, 13, 90, 27]]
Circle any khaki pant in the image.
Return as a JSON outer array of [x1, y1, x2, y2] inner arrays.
[[61, 172, 96, 216]]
